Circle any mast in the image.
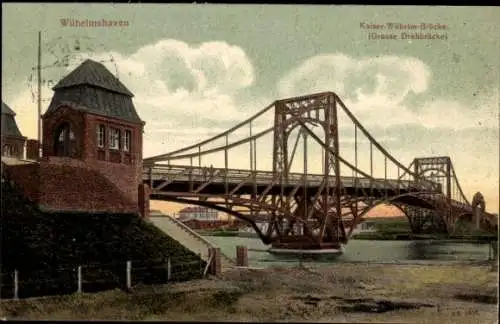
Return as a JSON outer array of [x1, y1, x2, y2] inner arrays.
[[37, 31, 42, 158]]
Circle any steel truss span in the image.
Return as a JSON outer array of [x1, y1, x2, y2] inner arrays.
[[143, 92, 498, 251]]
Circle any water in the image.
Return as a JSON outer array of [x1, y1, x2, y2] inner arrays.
[[204, 236, 493, 268]]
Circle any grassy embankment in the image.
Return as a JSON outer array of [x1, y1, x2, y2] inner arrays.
[[1, 178, 206, 299]]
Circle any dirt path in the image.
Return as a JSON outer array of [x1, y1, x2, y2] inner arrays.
[[1, 262, 498, 323]]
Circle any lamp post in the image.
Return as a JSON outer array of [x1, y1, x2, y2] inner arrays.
[[37, 31, 42, 158]]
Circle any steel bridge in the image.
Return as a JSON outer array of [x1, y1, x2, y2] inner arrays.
[[143, 92, 497, 250]]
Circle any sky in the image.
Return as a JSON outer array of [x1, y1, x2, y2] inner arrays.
[[2, 4, 499, 214]]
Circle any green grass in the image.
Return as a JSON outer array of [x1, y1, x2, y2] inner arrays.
[[1, 178, 206, 299]]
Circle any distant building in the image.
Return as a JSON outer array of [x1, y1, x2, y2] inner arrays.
[[178, 206, 218, 221], [1, 101, 26, 159]]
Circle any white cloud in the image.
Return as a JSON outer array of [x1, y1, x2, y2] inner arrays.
[[278, 54, 430, 105], [278, 54, 498, 130], [7, 39, 260, 158]]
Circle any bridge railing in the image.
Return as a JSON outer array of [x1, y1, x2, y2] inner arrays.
[[143, 164, 439, 192]]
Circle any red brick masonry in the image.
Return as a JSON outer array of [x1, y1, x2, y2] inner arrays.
[[4, 157, 149, 216], [26, 139, 40, 160]]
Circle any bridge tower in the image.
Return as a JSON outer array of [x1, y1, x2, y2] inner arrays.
[[270, 93, 346, 251], [41, 59, 149, 216], [4, 59, 150, 217], [407, 156, 452, 233]]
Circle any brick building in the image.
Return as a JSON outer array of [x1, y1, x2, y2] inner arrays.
[[1, 101, 26, 159], [179, 206, 219, 221], [2, 59, 150, 217]]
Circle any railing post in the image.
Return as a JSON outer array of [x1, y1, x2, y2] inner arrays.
[[167, 257, 171, 282], [13, 269, 19, 300], [126, 261, 132, 289], [397, 167, 400, 195], [384, 156, 388, 199], [253, 139, 257, 170], [236, 246, 249, 267], [188, 167, 193, 192], [249, 121, 253, 171], [198, 146, 202, 168], [199, 252, 203, 276], [208, 247, 221, 276], [149, 167, 153, 189], [77, 266, 82, 293]]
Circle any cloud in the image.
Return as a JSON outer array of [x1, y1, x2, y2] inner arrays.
[[278, 54, 430, 105], [106, 40, 255, 122], [8, 39, 261, 157], [277, 54, 498, 130]]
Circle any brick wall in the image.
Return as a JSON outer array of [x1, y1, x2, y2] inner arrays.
[[3, 163, 40, 203], [83, 113, 143, 201], [40, 106, 144, 207], [138, 183, 151, 218], [26, 139, 40, 160], [41, 156, 140, 208], [38, 160, 137, 213], [3, 159, 138, 214]]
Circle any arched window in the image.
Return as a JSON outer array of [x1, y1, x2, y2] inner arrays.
[[54, 122, 77, 157], [2, 144, 13, 157]]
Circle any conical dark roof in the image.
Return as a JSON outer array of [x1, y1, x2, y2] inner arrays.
[[53, 59, 134, 97], [1, 101, 24, 138], [2, 101, 16, 116], [45, 59, 143, 124]]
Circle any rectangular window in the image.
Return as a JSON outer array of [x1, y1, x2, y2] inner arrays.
[[122, 130, 132, 152], [109, 128, 120, 150], [97, 125, 106, 148]]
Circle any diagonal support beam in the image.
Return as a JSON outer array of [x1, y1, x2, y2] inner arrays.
[[193, 170, 221, 193], [150, 168, 190, 191], [229, 174, 253, 195]]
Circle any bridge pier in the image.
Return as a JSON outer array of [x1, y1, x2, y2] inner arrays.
[[489, 241, 498, 260], [268, 236, 344, 256], [236, 246, 248, 266], [406, 206, 447, 235]]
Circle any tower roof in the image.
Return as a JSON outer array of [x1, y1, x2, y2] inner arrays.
[[2, 101, 16, 116], [46, 59, 143, 124], [53, 59, 134, 97], [1, 101, 24, 138]]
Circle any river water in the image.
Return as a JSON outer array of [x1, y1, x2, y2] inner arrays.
[[203, 236, 493, 268]]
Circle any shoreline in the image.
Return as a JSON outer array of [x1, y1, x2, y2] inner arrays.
[[351, 234, 498, 243], [200, 231, 498, 244]]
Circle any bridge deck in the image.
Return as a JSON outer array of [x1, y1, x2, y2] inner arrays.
[[143, 165, 488, 217], [143, 164, 437, 192]]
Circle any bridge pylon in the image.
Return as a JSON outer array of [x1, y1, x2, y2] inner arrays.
[[408, 157, 453, 233], [269, 93, 346, 251]]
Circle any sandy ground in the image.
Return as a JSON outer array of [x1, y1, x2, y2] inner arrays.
[[1, 262, 498, 323]]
